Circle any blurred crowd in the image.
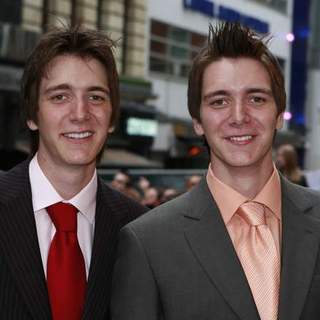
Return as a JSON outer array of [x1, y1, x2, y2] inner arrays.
[[109, 143, 320, 208], [110, 170, 202, 209], [275, 144, 308, 187], [1, 143, 318, 205]]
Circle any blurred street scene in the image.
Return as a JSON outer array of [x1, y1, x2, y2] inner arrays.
[[1, 0, 320, 194]]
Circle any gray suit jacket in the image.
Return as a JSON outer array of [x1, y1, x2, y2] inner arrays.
[[0, 160, 147, 319], [111, 176, 320, 320]]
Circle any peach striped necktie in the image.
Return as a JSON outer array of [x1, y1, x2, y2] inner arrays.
[[237, 201, 280, 320]]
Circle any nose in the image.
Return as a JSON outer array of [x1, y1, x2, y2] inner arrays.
[[70, 97, 90, 122], [229, 100, 250, 126]]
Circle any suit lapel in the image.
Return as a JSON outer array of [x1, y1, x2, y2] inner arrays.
[[83, 179, 124, 319], [0, 161, 51, 319], [278, 179, 320, 320], [183, 180, 260, 320]]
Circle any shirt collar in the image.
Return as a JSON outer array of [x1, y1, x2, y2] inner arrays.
[[206, 164, 281, 225], [206, 165, 246, 225], [29, 153, 97, 224], [68, 173, 97, 224], [253, 165, 281, 220]]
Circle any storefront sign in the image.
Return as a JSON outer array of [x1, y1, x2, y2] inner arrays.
[[183, 0, 269, 33], [127, 117, 158, 137]]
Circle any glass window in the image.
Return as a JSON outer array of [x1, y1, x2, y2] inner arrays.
[[149, 20, 206, 78], [170, 45, 188, 59], [150, 40, 167, 55], [180, 64, 191, 78], [150, 57, 173, 74], [151, 20, 168, 37], [170, 27, 188, 43], [251, 0, 287, 14]]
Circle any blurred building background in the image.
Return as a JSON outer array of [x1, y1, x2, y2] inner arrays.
[[0, 0, 319, 171]]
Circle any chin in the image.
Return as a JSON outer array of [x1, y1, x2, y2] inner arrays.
[[64, 154, 96, 166], [224, 156, 258, 168]]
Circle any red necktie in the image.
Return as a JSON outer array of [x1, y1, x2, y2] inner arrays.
[[47, 202, 86, 320]]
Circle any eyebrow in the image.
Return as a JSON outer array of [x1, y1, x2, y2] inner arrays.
[[246, 88, 273, 96], [87, 86, 110, 95], [202, 87, 273, 101], [44, 84, 110, 95], [202, 90, 229, 102]]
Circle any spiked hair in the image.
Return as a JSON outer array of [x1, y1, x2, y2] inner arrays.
[[188, 22, 286, 121]]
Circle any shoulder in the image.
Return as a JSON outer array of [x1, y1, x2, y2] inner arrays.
[[299, 174, 308, 187], [282, 176, 320, 202], [124, 181, 208, 236], [97, 177, 149, 222], [281, 177, 320, 217], [0, 160, 31, 204], [117, 180, 214, 260]]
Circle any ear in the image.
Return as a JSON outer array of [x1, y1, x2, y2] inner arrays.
[[27, 119, 38, 131], [276, 112, 284, 130], [192, 118, 204, 136]]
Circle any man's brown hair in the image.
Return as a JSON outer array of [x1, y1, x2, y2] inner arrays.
[[21, 25, 119, 154], [188, 22, 286, 121]]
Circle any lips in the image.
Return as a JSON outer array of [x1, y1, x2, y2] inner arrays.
[[63, 131, 93, 139]]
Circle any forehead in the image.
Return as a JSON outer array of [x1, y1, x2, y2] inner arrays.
[[202, 57, 272, 92], [40, 54, 108, 87]]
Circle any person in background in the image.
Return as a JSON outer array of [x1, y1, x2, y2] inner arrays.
[[160, 188, 179, 204], [275, 143, 308, 187], [111, 170, 141, 202], [0, 25, 147, 319], [111, 22, 320, 320], [185, 174, 202, 190], [136, 176, 151, 194], [111, 170, 130, 193], [141, 186, 161, 209]]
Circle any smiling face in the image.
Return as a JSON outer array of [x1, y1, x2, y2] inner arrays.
[[193, 57, 283, 179], [27, 54, 112, 175]]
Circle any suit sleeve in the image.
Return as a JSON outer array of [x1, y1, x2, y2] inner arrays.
[[111, 225, 162, 320]]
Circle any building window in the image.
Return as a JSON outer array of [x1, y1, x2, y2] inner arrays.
[[149, 20, 206, 78], [251, 0, 288, 14]]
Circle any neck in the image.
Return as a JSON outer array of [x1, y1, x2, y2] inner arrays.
[[211, 161, 274, 199], [37, 157, 96, 200]]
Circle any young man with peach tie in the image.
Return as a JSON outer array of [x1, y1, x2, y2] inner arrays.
[[0, 26, 147, 319], [111, 22, 320, 320]]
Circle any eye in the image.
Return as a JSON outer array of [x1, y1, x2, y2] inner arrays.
[[208, 98, 228, 108], [89, 95, 104, 101], [249, 96, 266, 105], [88, 93, 109, 104], [50, 94, 67, 103]]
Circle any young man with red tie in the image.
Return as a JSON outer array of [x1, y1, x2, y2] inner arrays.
[[111, 22, 320, 320], [0, 26, 147, 319]]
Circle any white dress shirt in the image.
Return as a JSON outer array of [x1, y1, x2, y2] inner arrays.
[[29, 154, 96, 278]]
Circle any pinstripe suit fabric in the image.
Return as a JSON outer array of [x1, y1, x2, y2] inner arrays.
[[0, 160, 147, 319]]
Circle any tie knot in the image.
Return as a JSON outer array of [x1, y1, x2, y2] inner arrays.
[[47, 202, 78, 232], [238, 202, 266, 226]]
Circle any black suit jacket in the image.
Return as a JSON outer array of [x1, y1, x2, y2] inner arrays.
[[111, 176, 320, 320], [0, 160, 147, 319]]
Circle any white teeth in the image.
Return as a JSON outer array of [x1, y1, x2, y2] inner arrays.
[[230, 135, 252, 142], [64, 131, 92, 139]]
